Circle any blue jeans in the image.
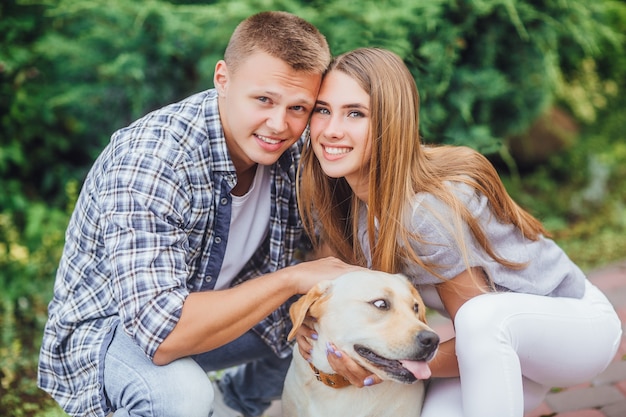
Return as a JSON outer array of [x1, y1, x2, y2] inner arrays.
[[104, 324, 291, 417]]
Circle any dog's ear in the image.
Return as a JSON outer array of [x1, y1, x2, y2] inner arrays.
[[287, 280, 333, 341], [396, 273, 429, 323], [409, 284, 428, 323]]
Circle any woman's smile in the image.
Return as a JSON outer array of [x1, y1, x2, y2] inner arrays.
[[310, 70, 371, 190]]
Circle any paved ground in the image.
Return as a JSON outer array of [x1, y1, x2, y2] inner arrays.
[[522, 260, 626, 417], [265, 260, 626, 417]]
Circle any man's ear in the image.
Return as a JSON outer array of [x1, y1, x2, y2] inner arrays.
[[214, 60, 229, 96]]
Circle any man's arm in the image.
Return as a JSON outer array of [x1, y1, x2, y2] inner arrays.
[[153, 256, 360, 365]]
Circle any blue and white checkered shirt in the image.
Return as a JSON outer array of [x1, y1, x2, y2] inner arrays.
[[38, 89, 303, 417]]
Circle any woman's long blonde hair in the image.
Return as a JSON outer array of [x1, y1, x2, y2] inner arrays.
[[298, 48, 547, 277]]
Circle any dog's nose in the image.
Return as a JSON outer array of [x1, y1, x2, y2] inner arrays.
[[417, 330, 440, 351]]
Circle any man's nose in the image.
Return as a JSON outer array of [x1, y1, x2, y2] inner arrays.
[[267, 108, 288, 133]]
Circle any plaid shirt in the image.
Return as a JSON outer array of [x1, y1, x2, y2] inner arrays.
[[38, 89, 303, 417]]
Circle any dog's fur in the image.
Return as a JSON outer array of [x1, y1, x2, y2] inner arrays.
[[282, 270, 439, 417]]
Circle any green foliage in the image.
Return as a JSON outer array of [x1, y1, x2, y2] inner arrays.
[[502, 87, 626, 271], [0, 0, 625, 415], [2, 0, 623, 212], [0, 202, 69, 416], [304, 0, 623, 154], [558, 1, 626, 124], [3, 0, 231, 208], [0, 0, 47, 215]]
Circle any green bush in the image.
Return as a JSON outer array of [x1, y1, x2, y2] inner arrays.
[[0, 202, 69, 416], [2, 0, 623, 210], [0, 1, 625, 415]]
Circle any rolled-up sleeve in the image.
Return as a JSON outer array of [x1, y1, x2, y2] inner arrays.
[[101, 150, 193, 358]]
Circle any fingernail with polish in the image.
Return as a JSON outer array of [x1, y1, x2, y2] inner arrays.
[[364, 377, 374, 386], [325, 342, 334, 354], [334, 350, 342, 358], [311, 333, 318, 340]]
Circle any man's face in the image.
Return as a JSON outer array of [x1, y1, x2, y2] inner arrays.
[[215, 51, 322, 172]]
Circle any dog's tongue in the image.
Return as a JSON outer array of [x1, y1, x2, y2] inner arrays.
[[400, 360, 432, 380]]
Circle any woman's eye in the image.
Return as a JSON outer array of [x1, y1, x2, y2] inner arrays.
[[372, 299, 389, 310], [314, 107, 330, 115], [348, 111, 363, 118]]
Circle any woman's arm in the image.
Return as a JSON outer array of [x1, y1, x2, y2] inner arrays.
[[428, 267, 491, 377], [436, 267, 490, 321]]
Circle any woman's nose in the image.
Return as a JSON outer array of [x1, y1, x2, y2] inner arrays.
[[322, 116, 344, 140]]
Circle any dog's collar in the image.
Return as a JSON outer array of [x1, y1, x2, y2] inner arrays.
[[308, 363, 352, 389]]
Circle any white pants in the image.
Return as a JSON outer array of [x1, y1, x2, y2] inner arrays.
[[421, 280, 622, 417]]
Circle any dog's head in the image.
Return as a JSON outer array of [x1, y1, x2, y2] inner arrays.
[[288, 270, 439, 384]]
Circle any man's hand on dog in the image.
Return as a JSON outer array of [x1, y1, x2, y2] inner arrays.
[[290, 257, 363, 295]]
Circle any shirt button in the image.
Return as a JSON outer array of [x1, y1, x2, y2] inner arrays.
[[220, 197, 228, 205], [215, 237, 222, 244]]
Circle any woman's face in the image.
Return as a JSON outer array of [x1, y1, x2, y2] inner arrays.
[[309, 69, 372, 199]]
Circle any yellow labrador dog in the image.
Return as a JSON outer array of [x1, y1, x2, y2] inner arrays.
[[282, 270, 439, 417]]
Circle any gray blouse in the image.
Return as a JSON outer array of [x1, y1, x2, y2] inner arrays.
[[358, 181, 586, 301]]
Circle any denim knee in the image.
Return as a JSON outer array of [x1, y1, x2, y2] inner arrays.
[[150, 357, 214, 417], [106, 355, 213, 417]]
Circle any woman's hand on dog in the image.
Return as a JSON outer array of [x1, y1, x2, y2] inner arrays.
[[294, 322, 382, 388], [294, 317, 317, 361], [326, 343, 382, 388]]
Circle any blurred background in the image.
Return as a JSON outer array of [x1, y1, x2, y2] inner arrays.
[[1, 0, 625, 415]]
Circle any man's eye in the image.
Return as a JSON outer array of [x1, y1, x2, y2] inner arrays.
[[371, 299, 389, 310]]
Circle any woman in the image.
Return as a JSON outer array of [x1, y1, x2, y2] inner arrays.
[[296, 47, 621, 417]]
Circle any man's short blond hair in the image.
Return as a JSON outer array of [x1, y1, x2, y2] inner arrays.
[[224, 11, 330, 75]]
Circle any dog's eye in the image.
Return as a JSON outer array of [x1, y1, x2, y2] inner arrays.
[[371, 299, 389, 310]]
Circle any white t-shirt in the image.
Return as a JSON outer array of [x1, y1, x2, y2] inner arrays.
[[215, 165, 271, 290]]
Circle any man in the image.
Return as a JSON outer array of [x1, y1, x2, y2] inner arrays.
[[38, 11, 358, 417]]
